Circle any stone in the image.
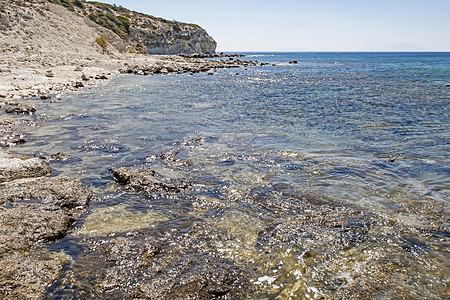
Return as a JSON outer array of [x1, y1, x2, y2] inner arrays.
[[0, 175, 91, 299], [81, 74, 89, 81], [289, 60, 298, 64], [159, 67, 169, 75], [0, 176, 91, 210], [110, 166, 188, 195], [0, 151, 51, 183], [40, 94, 51, 100], [41, 152, 71, 161], [4, 103, 36, 115], [74, 81, 84, 88]]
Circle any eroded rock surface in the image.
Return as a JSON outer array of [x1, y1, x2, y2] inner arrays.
[[110, 166, 189, 195], [0, 151, 91, 299], [0, 150, 51, 182]]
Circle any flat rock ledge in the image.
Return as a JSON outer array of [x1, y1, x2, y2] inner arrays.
[[0, 150, 91, 299], [0, 150, 51, 182]]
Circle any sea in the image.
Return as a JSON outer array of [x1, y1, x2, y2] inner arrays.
[[14, 52, 450, 298]]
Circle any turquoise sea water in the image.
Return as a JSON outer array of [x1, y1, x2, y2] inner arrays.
[[13, 52, 450, 298]]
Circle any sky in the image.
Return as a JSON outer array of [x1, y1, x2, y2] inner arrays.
[[98, 0, 450, 52]]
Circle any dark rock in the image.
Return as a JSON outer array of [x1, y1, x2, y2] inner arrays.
[[41, 152, 71, 161], [289, 60, 298, 64], [110, 166, 188, 195], [134, 256, 244, 299], [74, 81, 84, 88], [81, 74, 89, 81], [4, 103, 36, 114], [45, 72, 54, 78], [0, 120, 27, 147], [40, 94, 51, 100], [0, 151, 51, 183]]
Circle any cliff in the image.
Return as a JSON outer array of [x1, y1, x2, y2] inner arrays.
[[0, 0, 222, 98], [54, 0, 217, 55], [0, 0, 216, 58]]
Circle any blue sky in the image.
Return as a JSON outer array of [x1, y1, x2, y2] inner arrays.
[[98, 0, 450, 52]]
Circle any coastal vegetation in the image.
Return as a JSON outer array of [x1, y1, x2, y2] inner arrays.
[[89, 13, 130, 37], [95, 34, 108, 52], [47, 0, 84, 9]]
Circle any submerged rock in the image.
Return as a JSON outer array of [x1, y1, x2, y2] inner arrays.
[[0, 248, 70, 299]]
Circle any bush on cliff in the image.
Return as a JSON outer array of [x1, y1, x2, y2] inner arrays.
[[89, 13, 130, 38], [48, 0, 84, 9]]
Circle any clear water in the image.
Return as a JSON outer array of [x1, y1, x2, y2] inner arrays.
[[12, 52, 450, 298]]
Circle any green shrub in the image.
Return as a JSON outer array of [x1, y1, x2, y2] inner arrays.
[[48, 0, 84, 9], [95, 34, 108, 52], [89, 12, 130, 37]]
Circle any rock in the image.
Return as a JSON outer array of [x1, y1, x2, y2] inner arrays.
[[110, 166, 188, 195], [74, 66, 83, 72], [165, 66, 176, 73], [40, 94, 51, 100], [289, 60, 298, 64], [446, 84, 450, 87], [0, 176, 91, 210], [0, 248, 70, 300], [45, 71, 54, 78], [0, 175, 91, 299], [40, 152, 71, 161], [81, 74, 89, 81], [74, 81, 84, 88], [0, 151, 51, 183], [4, 103, 36, 115], [159, 67, 169, 75], [133, 256, 244, 299], [0, 120, 27, 147]]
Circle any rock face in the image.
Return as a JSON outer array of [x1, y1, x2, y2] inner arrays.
[[64, 1, 217, 55], [129, 18, 217, 55]]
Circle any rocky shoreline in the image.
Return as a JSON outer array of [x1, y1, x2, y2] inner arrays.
[[0, 151, 91, 298], [0, 50, 268, 298]]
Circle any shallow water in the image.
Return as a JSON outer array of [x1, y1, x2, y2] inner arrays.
[[12, 52, 450, 298]]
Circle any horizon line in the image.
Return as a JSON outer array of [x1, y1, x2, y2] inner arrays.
[[217, 50, 450, 53]]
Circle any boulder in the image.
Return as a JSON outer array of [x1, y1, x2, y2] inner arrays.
[[110, 166, 188, 195], [0, 151, 51, 183], [4, 103, 36, 115]]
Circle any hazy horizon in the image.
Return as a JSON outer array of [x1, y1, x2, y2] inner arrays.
[[98, 0, 450, 52]]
